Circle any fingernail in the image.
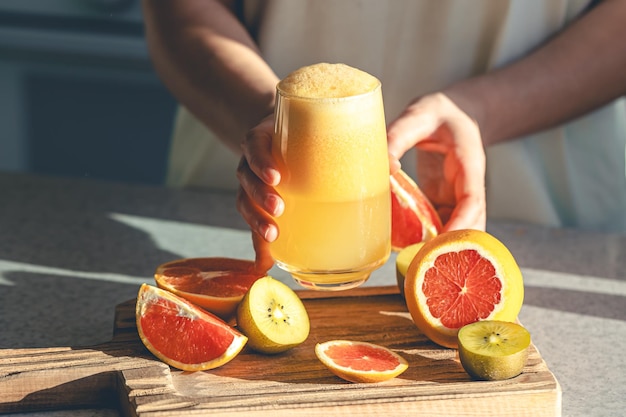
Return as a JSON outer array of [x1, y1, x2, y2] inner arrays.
[[390, 158, 401, 174], [388, 152, 401, 174], [263, 168, 280, 186], [260, 223, 278, 242], [265, 194, 284, 217]]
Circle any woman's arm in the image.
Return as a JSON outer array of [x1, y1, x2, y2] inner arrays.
[[141, 0, 279, 153], [446, 0, 626, 146], [387, 0, 626, 231]]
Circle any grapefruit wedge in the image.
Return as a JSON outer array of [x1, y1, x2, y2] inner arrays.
[[404, 229, 524, 348], [315, 340, 408, 383], [136, 284, 247, 371], [390, 169, 442, 251], [154, 257, 265, 320]]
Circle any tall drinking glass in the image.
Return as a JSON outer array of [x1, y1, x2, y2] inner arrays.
[[271, 63, 391, 290]]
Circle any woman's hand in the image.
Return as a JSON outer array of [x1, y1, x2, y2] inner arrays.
[[387, 92, 487, 231], [236, 114, 282, 272]]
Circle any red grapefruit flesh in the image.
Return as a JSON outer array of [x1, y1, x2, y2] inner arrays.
[[404, 229, 524, 348], [315, 340, 408, 383], [136, 284, 247, 371], [390, 169, 442, 251], [424, 249, 503, 328], [154, 257, 265, 320]]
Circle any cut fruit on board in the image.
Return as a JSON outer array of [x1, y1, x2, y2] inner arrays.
[[154, 257, 265, 320], [237, 276, 310, 354], [0, 286, 561, 416], [458, 320, 531, 381], [404, 229, 524, 348], [390, 169, 442, 251], [136, 284, 247, 371], [315, 340, 409, 383]]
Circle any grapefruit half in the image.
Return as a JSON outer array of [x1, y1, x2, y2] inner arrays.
[[136, 284, 247, 371], [404, 229, 524, 348], [154, 257, 265, 320], [390, 169, 442, 251], [315, 340, 408, 383]]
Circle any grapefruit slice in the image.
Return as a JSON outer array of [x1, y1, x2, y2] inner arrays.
[[404, 229, 524, 348], [154, 257, 265, 320], [136, 284, 247, 371], [390, 169, 442, 251], [315, 340, 408, 383]]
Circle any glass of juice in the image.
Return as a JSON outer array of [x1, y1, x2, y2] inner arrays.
[[271, 63, 391, 290]]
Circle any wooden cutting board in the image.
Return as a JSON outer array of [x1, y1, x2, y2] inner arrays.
[[0, 286, 561, 416]]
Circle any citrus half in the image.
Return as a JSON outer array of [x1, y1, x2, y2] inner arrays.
[[404, 229, 524, 348], [154, 257, 264, 320], [136, 284, 247, 371], [315, 340, 408, 383], [390, 169, 442, 251]]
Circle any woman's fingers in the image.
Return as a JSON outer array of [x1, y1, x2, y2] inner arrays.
[[444, 109, 486, 231], [241, 114, 280, 187], [237, 156, 284, 218], [387, 93, 487, 232], [251, 227, 274, 274], [236, 179, 277, 272], [236, 159, 280, 241], [237, 113, 284, 242], [387, 93, 450, 160], [443, 191, 487, 232], [237, 115, 281, 271]]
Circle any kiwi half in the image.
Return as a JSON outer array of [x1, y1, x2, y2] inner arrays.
[[236, 276, 310, 354], [457, 320, 531, 381], [395, 242, 424, 296]]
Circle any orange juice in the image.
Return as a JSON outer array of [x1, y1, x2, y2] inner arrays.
[[271, 63, 390, 289]]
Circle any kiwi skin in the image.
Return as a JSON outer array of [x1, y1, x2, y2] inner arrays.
[[457, 320, 531, 381], [459, 345, 529, 381]]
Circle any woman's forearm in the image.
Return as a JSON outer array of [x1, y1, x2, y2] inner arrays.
[[445, 0, 626, 147], [141, 0, 279, 153]]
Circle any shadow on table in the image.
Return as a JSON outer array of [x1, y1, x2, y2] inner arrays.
[[524, 285, 626, 321], [0, 174, 253, 348], [489, 222, 626, 280], [0, 271, 141, 348], [0, 173, 248, 278]]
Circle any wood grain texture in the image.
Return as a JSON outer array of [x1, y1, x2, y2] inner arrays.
[[0, 286, 561, 416]]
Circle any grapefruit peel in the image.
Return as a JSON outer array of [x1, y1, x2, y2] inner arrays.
[[136, 284, 247, 371], [404, 229, 524, 349], [390, 169, 443, 251], [154, 257, 265, 320], [315, 340, 409, 383]]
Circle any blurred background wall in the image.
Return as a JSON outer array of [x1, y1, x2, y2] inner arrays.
[[0, 0, 177, 185]]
